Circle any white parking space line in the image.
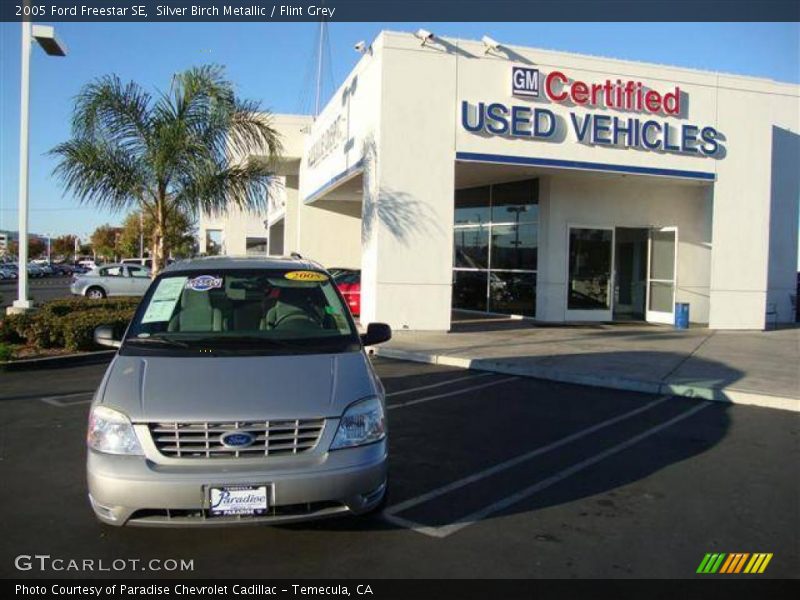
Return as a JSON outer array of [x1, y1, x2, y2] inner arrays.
[[387, 376, 519, 411], [40, 392, 93, 407], [384, 396, 711, 538], [386, 372, 494, 398], [384, 395, 672, 517]]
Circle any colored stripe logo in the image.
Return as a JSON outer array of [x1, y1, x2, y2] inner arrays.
[[697, 553, 773, 574]]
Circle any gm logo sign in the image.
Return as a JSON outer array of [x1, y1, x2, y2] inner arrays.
[[512, 66, 540, 97]]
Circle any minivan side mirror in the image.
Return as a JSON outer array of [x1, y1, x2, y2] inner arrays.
[[94, 325, 121, 349], [361, 322, 392, 347]]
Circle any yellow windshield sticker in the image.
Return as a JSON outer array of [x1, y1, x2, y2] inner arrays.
[[284, 270, 328, 282]]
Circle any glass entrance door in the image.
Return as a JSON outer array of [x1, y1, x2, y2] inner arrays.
[[645, 227, 678, 324], [566, 227, 614, 321]]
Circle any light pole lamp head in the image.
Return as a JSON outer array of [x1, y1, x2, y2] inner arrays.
[[31, 25, 67, 57]]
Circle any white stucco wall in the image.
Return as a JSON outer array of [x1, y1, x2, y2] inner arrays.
[[288, 198, 362, 268]]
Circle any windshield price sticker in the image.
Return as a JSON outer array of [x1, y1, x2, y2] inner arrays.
[[142, 276, 187, 324], [187, 275, 224, 291], [285, 271, 328, 282]]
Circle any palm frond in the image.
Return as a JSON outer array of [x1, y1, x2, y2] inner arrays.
[[173, 155, 274, 217], [72, 75, 152, 157], [50, 138, 147, 212]]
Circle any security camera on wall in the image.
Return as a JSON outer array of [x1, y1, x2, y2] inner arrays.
[[354, 41, 367, 54], [415, 29, 435, 45], [482, 35, 501, 54]]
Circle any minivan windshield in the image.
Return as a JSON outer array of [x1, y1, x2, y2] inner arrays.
[[123, 269, 360, 356]]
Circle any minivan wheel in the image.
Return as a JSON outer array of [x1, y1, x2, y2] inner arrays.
[[86, 287, 106, 300]]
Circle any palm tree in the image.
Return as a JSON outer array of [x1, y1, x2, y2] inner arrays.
[[50, 65, 282, 275]]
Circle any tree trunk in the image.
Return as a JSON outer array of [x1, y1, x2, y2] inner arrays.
[[150, 198, 166, 277]]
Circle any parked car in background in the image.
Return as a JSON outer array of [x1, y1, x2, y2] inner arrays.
[[78, 259, 98, 271], [333, 269, 361, 317], [27, 263, 46, 278], [0, 266, 18, 280], [70, 263, 152, 299], [51, 263, 74, 276], [87, 256, 392, 526], [121, 257, 174, 269]]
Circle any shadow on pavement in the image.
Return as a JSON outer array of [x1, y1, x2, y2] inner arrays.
[[280, 351, 739, 534]]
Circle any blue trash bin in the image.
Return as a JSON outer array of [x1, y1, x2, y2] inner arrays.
[[674, 302, 690, 329]]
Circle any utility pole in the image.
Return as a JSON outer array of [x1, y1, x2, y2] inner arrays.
[[314, 21, 325, 116]]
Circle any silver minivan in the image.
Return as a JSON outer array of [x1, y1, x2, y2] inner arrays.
[[88, 256, 391, 526]]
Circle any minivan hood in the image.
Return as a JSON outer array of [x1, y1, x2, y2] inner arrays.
[[99, 352, 378, 422]]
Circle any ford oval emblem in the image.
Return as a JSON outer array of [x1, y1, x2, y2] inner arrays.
[[220, 431, 255, 448]]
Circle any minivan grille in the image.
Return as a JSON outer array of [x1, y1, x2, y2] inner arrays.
[[148, 419, 325, 458]]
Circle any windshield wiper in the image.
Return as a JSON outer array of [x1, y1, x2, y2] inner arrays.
[[125, 335, 191, 348], [187, 335, 297, 347]]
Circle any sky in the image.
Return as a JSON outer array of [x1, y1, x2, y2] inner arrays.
[[0, 21, 799, 244]]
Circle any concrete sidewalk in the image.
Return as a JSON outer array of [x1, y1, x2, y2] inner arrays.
[[374, 319, 799, 412]]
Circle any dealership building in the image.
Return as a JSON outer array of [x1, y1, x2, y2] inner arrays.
[[199, 31, 799, 331]]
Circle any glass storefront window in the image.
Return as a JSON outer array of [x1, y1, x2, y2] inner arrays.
[[454, 226, 489, 269], [455, 185, 491, 225], [246, 237, 268, 256], [453, 178, 539, 317], [453, 270, 488, 312], [490, 223, 538, 271], [489, 272, 536, 316], [649, 281, 675, 313], [491, 179, 539, 223], [205, 230, 223, 256], [568, 228, 613, 310], [650, 230, 676, 281]]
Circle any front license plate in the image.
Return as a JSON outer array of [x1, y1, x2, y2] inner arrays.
[[209, 485, 268, 516]]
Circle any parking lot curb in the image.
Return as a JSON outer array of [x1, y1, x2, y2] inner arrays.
[[0, 350, 116, 372], [374, 347, 800, 413]]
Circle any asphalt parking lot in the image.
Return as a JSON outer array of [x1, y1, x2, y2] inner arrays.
[[0, 356, 797, 578], [0, 278, 73, 309]]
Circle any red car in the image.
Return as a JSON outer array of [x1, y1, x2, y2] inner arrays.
[[333, 269, 361, 317]]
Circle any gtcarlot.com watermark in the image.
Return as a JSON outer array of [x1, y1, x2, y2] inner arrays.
[[14, 554, 194, 573]]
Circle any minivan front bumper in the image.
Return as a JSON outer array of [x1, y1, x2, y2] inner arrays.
[[87, 440, 387, 527]]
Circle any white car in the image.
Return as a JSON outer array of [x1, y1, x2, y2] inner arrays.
[[70, 263, 152, 299]]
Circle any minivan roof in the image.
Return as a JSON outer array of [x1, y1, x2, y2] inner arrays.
[[162, 255, 325, 273]]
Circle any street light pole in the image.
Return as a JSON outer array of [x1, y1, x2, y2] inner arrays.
[[11, 21, 33, 312], [7, 20, 67, 315]]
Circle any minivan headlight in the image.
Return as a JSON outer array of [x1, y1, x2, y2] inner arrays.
[[330, 396, 386, 450], [87, 406, 143, 455]]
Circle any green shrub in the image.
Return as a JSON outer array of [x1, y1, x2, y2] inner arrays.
[[0, 312, 32, 344], [0, 315, 24, 344], [62, 308, 133, 351], [0, 342, 13, 362], [0, 297, 138, 351], [39, 296, 140, 318]]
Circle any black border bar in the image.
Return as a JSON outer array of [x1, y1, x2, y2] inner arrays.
[[3, 1, 800, 22], [5, 579, 800, 599]]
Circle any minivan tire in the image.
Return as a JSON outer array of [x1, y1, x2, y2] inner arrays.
[[86, 287, 106, 300]]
